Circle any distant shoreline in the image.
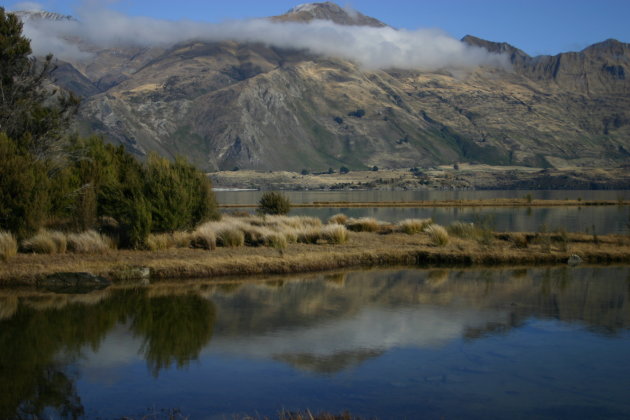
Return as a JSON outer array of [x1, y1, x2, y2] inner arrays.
[[219, 199, 630, 208]]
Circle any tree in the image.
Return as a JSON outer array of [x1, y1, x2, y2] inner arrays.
[[258, 192, 291, 215], [340, 166, 350, 174], [0, 8, 79, 161]]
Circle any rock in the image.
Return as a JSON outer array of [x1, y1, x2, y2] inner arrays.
[[109, 265, 151, 284], [567, 254, 583, 266], [39, 272, 111, 293]]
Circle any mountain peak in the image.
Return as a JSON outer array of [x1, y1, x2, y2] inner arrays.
[[13, 10, 75, 22], [273, 2, 386, 27]]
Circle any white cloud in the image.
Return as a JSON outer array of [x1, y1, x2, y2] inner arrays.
[[19, 3, 508, 70]]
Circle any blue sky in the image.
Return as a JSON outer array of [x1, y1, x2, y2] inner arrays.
[[5, 0, 630, 56]]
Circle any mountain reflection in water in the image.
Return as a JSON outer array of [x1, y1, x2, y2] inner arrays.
[[0, 266, 629, 419]]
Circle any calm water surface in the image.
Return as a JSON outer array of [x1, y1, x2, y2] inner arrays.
[[1, 266, 630, 419], [216, 190, 630, 234]]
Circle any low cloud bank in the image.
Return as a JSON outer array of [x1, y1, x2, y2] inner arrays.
[[16, 3, 508, 71]]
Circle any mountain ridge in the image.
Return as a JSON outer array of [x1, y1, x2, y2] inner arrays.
[[13, 4, 630, 171]]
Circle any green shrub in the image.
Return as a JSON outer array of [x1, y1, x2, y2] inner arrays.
[[258, 191, 291, 215]]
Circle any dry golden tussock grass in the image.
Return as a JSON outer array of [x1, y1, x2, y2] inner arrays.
[[67, 230, 114, 253], [345, 217, 381, 232], [21, 230, 67, 254], [328, 213, 349, 225], [398, 218, 433, 234], [0, 232, 18, 261], [426, 224, 449, 246], [2, 213, 630, 285]]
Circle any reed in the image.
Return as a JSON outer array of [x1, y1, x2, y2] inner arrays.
[[0, 232, 18, 261], [398, 218, 433, 234]]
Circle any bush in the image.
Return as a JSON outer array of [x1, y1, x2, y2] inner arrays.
[[0, 231, 18, 260], [258, 191, 291, 215], [426, 224, 449, 246], [398, 218, 432, 234], [339, 166, 350, 174]]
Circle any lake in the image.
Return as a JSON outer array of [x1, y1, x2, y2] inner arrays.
[[216, 190, 630, 235], [2, 266, 630, 419]]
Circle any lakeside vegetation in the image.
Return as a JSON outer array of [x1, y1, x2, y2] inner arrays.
[[0, 9, 218, 250], [2, 211, 630, 285]]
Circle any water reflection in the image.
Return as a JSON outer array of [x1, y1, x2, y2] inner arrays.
[[0, 291, 215, 419], [1, 266, 629, 418]]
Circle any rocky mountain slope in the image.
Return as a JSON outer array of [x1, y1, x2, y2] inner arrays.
[[21, 2, 630, 171]]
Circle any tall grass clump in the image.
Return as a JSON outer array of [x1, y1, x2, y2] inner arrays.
[[447, 221, 477, 239], [21, 230, 67, 254], [67, 231, 113, 253], [263, 231, 288, 250], [346, 217, 380, 232], [398, 218, 432, 234], [321, 224, 348, 244], [426, 224, 449, 246], [215, 225, 245, 247], [146, 233, 176, 251], [191, 224, 216, 250], [297, 227, 322, 244], [0, 232, 18, 261], [328, 213, 349, 225]]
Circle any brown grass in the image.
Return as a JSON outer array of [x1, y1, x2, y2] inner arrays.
[[345, 217, 381, 232], [67, 231, 114, 253], [0, 232, 18, 261], [2, 213, 630, 286], [398, 218, 433, 234], [426, 224, 449, 246], [328, 213, 349, 225], [21, 230, 67, 254]]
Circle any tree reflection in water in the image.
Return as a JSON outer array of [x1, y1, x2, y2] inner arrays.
[[0, 289, 216, 419]]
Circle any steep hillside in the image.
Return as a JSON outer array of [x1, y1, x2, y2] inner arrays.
[[21, 3, 630, 171]]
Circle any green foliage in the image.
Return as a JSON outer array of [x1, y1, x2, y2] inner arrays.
[[0, 8, 79, 159], [258, 191, 291, 215], [340, 166, 350, 174], [0, 133, 50, 238]]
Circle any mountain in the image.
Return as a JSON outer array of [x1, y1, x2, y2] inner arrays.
[[19, 3, 630, 171]]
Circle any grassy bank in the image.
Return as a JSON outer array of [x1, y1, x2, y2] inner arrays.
[[1, 214, 629, 285]]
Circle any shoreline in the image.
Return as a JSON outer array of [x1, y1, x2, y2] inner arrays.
[[219, 199, 630, 208], [2, 231, 629, 287]]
